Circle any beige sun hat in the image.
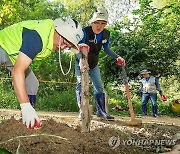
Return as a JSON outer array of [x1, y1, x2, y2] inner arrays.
[[90, 7, 109, 23], [140, 69, 151, 75]]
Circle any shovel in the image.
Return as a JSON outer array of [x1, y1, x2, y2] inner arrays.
[[118, 61, 142, 126]]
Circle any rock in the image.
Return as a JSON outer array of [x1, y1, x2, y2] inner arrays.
[[172, 133, 180, 144], [161, 144, 180, 154], [170, 144, 180, 154], [172, 133, 180, 140]]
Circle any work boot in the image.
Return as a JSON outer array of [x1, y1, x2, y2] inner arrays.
[[76, 91, 82, 119], [95, 93, 114, 120], [142, 104, 147, 116], [152, 105, 158, 117], [28, 95, 36, 108]]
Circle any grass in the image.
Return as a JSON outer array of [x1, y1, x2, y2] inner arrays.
[[0, 79, 179, 117]]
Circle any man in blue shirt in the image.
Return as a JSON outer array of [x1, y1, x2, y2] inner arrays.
[[140, 69, 165, 117], [75, 7, 125, 120]]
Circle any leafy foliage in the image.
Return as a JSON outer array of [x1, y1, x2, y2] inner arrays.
[[0, 0, 67, 29], [101, 0, 179, 85]]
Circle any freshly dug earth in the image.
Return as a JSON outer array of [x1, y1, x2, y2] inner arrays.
[[0, 117, 179, 154]]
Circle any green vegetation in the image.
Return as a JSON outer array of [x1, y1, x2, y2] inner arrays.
[[0, 0, 179, 117]]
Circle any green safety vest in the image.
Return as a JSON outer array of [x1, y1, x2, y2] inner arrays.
[[0, 19, 54, 64]]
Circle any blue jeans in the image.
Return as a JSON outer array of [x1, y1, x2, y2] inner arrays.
[[75, 59, 103, 95], [142, 93, 157, 106], [142, 93, 158, 116]]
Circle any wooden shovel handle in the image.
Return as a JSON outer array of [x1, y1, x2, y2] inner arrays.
[[121, 66, 135, 119]]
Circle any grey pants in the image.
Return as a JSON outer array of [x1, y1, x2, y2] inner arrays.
[[0, 46, 39, 95]]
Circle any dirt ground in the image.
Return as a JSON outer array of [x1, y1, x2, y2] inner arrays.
[[0, 110, 180, 154]]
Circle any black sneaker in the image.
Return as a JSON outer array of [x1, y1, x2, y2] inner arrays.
[[153, 114, 158, 118], [98, 114, 115, 121], [106, 114, 115, 120], [141, 113, 147, 116]]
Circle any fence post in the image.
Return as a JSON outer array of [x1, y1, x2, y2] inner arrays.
[[80, 46, 91, 133]]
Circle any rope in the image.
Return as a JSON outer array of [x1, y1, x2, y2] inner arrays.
[[58, 36, 73, 75], [0, 78, 76, 85], [0, 37, 74, 83]]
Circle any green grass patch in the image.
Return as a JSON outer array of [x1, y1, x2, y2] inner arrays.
[[0, 78, 179, 117]]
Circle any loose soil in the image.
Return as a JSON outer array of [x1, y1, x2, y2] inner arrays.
[[0, 110, 179, 154]]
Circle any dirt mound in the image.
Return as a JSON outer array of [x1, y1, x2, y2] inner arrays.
[[0, 118, 146, 154], [0, 116, 179, 154]]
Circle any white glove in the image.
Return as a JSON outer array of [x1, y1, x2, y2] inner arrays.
[[78, 43, 90, 52], [70, 48, 79, 54], [20, 102, 40, 129], [70, 43, 89, 54], [117, 57, 126, 66]]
